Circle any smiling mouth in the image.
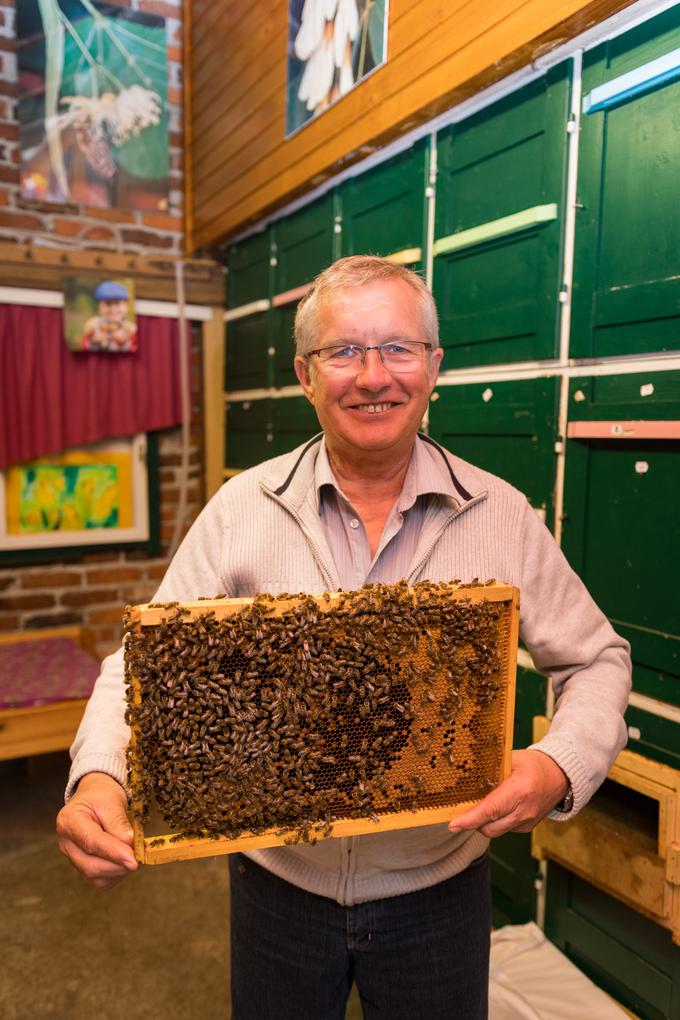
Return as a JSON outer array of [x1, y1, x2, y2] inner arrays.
[[352, 402, 397, 413]]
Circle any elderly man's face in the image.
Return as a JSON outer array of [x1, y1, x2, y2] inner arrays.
[[294, 279, 443, 462]]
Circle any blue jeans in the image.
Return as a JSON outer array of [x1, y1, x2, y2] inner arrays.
[[229, 851, 491, 1019]]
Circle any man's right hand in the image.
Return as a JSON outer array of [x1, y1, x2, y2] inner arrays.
[[56, 772, 139, 890]]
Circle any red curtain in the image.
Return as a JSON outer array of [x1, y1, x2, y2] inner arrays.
[[0, 304, 189, 469]]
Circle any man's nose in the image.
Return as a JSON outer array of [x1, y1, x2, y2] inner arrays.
[[354, 347, 392, 388]]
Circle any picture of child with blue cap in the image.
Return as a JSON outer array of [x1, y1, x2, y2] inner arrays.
[[82, 280, 138, 352]]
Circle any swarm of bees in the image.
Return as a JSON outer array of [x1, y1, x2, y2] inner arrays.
[[125, 579, 511, 848]]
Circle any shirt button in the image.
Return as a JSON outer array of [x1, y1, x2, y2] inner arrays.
[[350, 518, 360, 529]]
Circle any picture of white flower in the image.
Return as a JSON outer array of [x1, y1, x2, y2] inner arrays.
[[287, 0, 387, 135]]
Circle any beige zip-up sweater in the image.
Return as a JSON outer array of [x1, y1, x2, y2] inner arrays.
[[67, 435, 631, 905]]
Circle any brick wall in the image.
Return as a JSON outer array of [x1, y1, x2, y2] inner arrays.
[[0, 0, 213, 663], [0, 329, 205, 660], [0, 0, 184, 254]]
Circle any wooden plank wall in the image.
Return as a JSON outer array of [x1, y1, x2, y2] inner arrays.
[[186, 0, 636, 253]]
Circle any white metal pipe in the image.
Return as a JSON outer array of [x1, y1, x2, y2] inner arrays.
[[554, 50, 583, 548]]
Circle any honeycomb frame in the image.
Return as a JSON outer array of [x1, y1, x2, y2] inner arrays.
[[125, 580, 520, 865]]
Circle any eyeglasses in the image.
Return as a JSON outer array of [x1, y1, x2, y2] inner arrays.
[[307, 340, 433, 373]]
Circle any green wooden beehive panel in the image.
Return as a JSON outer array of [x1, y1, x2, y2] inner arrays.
[[271, 193, 336, 389], [546, 863, 680, 1020], [427, 378, 558, 521], [225, 312, 271, 392], [273, 192, 336, 292], [625, 701, 680, 771], [491, 664, 547, 927], [271, 305, 298, 389], [433, 64, 569, 368], [271, 396, 320, 457], [571, 8, 680, 359], [225, 399, 272, 470], [228, 230, 271, 307], [340, 138, 429, 267], [562, 373, 680, 682], [567, 370, 680, 420]]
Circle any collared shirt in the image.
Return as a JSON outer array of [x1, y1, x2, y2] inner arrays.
[[314, 435, 458, 590]]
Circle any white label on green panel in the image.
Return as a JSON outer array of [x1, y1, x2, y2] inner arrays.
[[482, 387, 493, 402], [635, 461, 649, 474], [640, 383, 654, 397], [573, 389, 586, 402], [627, 725, 641, 740]]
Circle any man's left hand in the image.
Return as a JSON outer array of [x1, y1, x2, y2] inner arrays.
[[448, 749, 570, 838]]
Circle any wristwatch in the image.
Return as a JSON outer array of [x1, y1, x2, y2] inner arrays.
[[554, 785, 574, 813]]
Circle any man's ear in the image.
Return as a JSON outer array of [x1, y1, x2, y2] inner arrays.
[[294, 355, 315, 404], [428, 346, 444, 389]]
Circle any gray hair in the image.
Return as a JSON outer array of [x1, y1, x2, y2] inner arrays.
[[294, 255, 439, 356]]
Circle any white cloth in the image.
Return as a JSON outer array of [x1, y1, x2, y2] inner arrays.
[[489, 923, 630, 1019]]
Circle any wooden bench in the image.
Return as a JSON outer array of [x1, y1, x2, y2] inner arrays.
[[0, 626, 100, 760]]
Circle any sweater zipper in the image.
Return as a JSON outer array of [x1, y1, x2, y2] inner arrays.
[[342, 837, 354, 904], [407, 495, 487, 583], [265, 490, 340, 591], [267, 487, 355, 899]]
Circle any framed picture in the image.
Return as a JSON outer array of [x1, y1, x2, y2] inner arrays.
[[0, 435, 151, 553], [286, 0, 388, 136], [16, 1, 170, 211], [63, 276, 138, 353]]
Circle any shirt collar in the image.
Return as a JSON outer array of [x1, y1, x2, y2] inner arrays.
[[314, 434, 459, 514]]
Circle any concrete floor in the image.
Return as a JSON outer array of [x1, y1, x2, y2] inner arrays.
[[0, 752, 363, 1020]]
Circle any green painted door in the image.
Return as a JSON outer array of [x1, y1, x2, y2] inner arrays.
[[433, 64, 570, 368], [561, 372, 680, 762], [225, 398, 272, 470], [225, 311, 271, 392], [272, 396, 321, 457], [625, 697, 680, 771], [340, 138, 430, 269], [546, 863, 680, 1019], [491, 664, 547, 926], [427, 377, 558, 523], [271, 193, 337, 388], [571, 7, 680, 358], [226, 230, 273, 392]]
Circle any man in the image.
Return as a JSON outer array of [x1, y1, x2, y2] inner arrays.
[[57, 256, 631, 1019]]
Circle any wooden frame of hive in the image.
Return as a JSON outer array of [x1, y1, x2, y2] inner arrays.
[[532, 715, 680, 946], [126, 581, 519, 865]]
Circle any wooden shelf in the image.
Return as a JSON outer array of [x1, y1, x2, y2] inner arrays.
[[532, 715, 680, 945]]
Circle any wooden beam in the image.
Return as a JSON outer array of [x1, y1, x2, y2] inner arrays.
[[0, 242, 225, 306], [188, 0, 639, 249], [202, 308, 226, 500]]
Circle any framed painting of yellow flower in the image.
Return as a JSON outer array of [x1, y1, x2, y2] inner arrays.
[[286, 0, 388, 135], [0, 435, 150, 552]]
